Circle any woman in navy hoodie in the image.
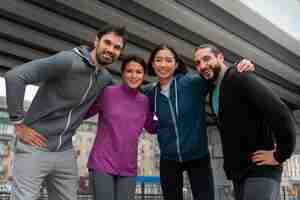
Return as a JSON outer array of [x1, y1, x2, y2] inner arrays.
[[144, 44, 254, 200]]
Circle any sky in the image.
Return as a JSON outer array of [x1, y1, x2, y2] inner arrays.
[[240, 0, 300, 42], [211, 0, 300, 57]]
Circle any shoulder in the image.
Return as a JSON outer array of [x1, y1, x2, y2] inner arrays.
[[225, 67, 260, 90], [101, 68, 113, 82], [56, 49, 79, 64], [141, 82, 157, 96], [38, 50, 76, 68], [103, 83, 120, 92], [178, 71, 207, 86], [137, 91, 150, 103], [176, 71, 208, 95]]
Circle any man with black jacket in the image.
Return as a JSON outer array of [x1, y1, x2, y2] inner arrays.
[[194, 44, 296, 200], [5, 25, 126, 200]]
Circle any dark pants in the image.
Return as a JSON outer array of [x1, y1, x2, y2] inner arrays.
[[160, 155, 215, 200], [89, 169, 136, 200], [233, 177, 280, 200]]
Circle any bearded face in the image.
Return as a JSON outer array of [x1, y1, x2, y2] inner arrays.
[[194, 48, 223, 82], [202, 62, 222, 83], [95, 32, 124, 65]]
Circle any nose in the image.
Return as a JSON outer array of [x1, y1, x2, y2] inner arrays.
[[199, 63, 206, 71], [160, 59, 169, 67], [106, 45, 114, 53], [196, 61, 205, 72], [132, 72, 137, 78], [199, 60, 209, 71]]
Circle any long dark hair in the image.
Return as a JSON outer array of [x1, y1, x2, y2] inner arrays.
[[147, 44, 187, 76]]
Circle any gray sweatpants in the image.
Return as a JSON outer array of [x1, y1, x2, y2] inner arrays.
[[233, 177, 281, 200], [89, 169, 136, 200], [11, 139, 79, 200]]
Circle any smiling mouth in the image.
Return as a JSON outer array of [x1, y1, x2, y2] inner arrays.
[[202, 70, 211, 77], [158, 70, 170, 74], [102, 54, 113, 60], [129, 80, 141, 84]]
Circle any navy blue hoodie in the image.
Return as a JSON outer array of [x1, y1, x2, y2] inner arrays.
[[144, 72, 209, 161]]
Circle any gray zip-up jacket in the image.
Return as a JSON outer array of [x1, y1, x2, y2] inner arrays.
[[5, 46, 112, 151]]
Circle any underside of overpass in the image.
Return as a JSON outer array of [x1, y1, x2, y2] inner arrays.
[[0, 0, 299, 123]]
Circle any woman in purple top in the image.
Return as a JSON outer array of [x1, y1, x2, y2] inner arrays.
[[84, 55, 157, 200]]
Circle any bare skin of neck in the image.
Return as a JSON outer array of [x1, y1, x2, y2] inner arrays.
[[90, 49, 102, 70], [159, 77, 172, 88], [90, 49, 97, 65]]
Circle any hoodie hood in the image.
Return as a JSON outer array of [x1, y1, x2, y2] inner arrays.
[[73, 46, 95, 68]]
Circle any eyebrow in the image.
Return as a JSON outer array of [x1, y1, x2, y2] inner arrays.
[[154, 56, 175, 59]]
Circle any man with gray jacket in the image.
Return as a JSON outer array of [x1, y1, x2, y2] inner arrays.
[[5, 25, 126, 200]]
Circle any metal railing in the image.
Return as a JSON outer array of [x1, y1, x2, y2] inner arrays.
[[1, 186, 300, 200]]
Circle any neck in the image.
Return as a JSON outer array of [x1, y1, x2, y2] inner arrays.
[[91, 49, 103, 70], [213, 63, 228, 85], [122, 82, 139, 94], [159, 77, 172, 88]]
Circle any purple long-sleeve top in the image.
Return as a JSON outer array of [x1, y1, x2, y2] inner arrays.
[[85, 83, 157, 176]]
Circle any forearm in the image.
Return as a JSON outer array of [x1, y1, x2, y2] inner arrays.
[[239, 73, 296, 162], [272, 107, 296, 163], [4, 51, 72, 122], [5, 71, 26, 122], [252, 81, 295, 162]]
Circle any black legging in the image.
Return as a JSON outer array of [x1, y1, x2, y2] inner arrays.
[[160, 155, 215, 200]]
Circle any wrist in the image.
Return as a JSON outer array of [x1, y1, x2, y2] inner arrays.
[[15, 123, 25, 133], [15, 123, 23, 128]]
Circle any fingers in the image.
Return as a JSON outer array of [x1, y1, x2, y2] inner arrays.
[[27, 131, 48, 148], [16, 125, 48, 148], [251, 150, 279, 166], [251, 153, 264, 163], [254, 159, 279, 166], [252, 150, 266, 155], [251, 150, 267, 162], [255, 160, 269, 166], [236, 59, 255, 72]]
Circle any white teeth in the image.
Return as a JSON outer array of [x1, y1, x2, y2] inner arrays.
[[102, 52, 113, 59], [202, 70, 210, 77], [103, 54, 111, 58]]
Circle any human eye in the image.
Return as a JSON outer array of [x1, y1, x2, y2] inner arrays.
[[137, 69, 144, 75], [154, 57, 162, 63], [203, 56, 211, 62], [104, 39, 111, 46], [195, 60, 201, 65], [114, 45, 122, 51], [165, 57, 175, 63]]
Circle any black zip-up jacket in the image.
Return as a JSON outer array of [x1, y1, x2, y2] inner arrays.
[[211, 67, 296, 180]]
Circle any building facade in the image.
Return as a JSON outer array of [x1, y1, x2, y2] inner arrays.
[[0, 95, 299, 199]]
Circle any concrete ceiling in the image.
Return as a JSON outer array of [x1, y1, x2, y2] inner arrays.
[[0, 0, 299, 109]]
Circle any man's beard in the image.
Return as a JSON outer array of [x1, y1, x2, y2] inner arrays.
[[96, 48, 115, 66], [96, 54, 110, 65], [208, 63, 221, 84]]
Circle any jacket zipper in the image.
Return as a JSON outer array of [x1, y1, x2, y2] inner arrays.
[[155, 79, 182, 161], [168, 98, 183, 162], [56, 71, 95, 150]]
